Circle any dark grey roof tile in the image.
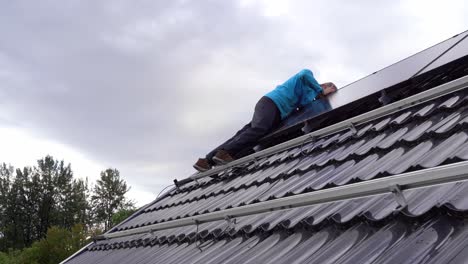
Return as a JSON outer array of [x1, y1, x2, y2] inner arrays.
[[302, 224, 371, 264], [242, 181, 277, 205], [454, 140, 468, 160], [386, 141, 434, 174], [401, 120, 434, 142], [434, 112, 463, 134], [277, 205, 321, 228], [292, 141, 316, 157], [358, 148, 405, 181], [361, 193, 398, 221], [427, 112, 460, 133], [438, 95, 461, 109], [317, 133, 342, 149], [331, 195, 384, 223], [205, 236, 260, 264], [441, 181, 468, 211], [223, 234, 282, 264], [252, 232, 304, 263], [292, 152, 327, 172], [333, 139, 367, 161], [319, 159, 360, 186], [354, 134, 387, 156], [356, 123, 374, 137], [371, 117, 392, 132], [424, 219, 468, 264], [337, 129, 355, 143], [256, 177, 293, 202], [335, 222, 408, 264], [310, 161, 356, 189], [302, 200, 349, 226], [377, 127, 408, 149], [402, 182, 456, 216], [390, 110, 413, 125], [315, 145, 348, 166], [374, 217, 455, 264], [413, 103, 436, 118], [271, 228, 336, 263], [418, 132, 468, 168]]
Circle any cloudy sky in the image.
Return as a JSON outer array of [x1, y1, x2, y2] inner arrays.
[[1, 0, 467, 206]]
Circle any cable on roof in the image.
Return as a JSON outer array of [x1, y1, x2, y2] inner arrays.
[[157, 183, 175, 198]]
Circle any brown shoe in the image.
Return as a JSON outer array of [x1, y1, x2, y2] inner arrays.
[[193, 158, 212, 172], [213, 150, 235, 165]]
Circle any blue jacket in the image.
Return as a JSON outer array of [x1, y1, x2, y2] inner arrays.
[[265, 69, 323, 119]]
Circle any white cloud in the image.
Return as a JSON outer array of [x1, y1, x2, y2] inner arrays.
[[0, 126, 104, 181]]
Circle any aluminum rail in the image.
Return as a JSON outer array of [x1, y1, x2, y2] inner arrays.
[[59, 242, 94, 264], [99, 160, 468, 240], [176, 75, 468, 186]]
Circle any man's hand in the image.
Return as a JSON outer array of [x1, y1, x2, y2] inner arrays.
[[320, 82, 338, 96]]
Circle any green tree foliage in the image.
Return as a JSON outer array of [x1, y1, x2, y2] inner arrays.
[[0, 224, 88, 264], [0, 156, 90, 251], [0, 156, 136, 263], [91, 169, 135, 231], [0, 163, 14, 250]]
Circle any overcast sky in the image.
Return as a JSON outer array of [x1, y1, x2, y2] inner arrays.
[[1, 0, 467, 206]]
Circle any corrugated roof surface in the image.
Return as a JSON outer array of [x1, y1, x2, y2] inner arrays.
[[63, 77, 468, 263], [66, 214, 468, 264]]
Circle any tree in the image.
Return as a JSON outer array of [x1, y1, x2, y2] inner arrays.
[[0, 156, 91, 251], [0, 163, 13, 250], [91, 169, 134, 230], [0, 224, 88, 264]]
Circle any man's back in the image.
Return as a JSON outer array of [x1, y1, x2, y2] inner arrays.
[[265, 69, 323, 119]]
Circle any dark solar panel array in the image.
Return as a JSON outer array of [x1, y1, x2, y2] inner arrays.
[[266, 31, 468, 142], [419, 33, 468, 75]]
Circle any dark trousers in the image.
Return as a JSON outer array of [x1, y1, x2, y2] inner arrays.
[[206, 96, 281, 164]]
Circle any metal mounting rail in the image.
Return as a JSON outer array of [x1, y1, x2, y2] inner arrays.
[[176, 75, 468, 186], [59, 242, 94, 264], [99, 160, 468, 240]]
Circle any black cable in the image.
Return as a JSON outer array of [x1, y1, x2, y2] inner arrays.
[[156, 184, 175, 199]]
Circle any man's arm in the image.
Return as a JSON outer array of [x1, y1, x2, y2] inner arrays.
[[300, 69, 323, 94]]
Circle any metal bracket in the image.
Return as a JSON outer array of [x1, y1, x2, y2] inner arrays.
[[348, 123, 358, 135], [379, 90, 393, 105], [193, 219, 203, 252], [389, 184, 408, 209], [224, 215, 237, 228], [298, 135, 316, 156], [194, 178, 200, 185]]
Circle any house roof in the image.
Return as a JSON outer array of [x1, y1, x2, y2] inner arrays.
[[63, 32, 468, 264]]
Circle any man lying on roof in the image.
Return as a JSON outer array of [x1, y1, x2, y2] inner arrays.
[[194, 69, 337, 172]]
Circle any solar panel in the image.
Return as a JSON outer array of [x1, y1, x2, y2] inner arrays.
[[264, 30, 468, 140], [327, 30, 468, 109], [417, 32, 468, 75]]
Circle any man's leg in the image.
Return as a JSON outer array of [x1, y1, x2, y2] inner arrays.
[[222, 96, 281, 156], [205, 123, 251, 165]]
